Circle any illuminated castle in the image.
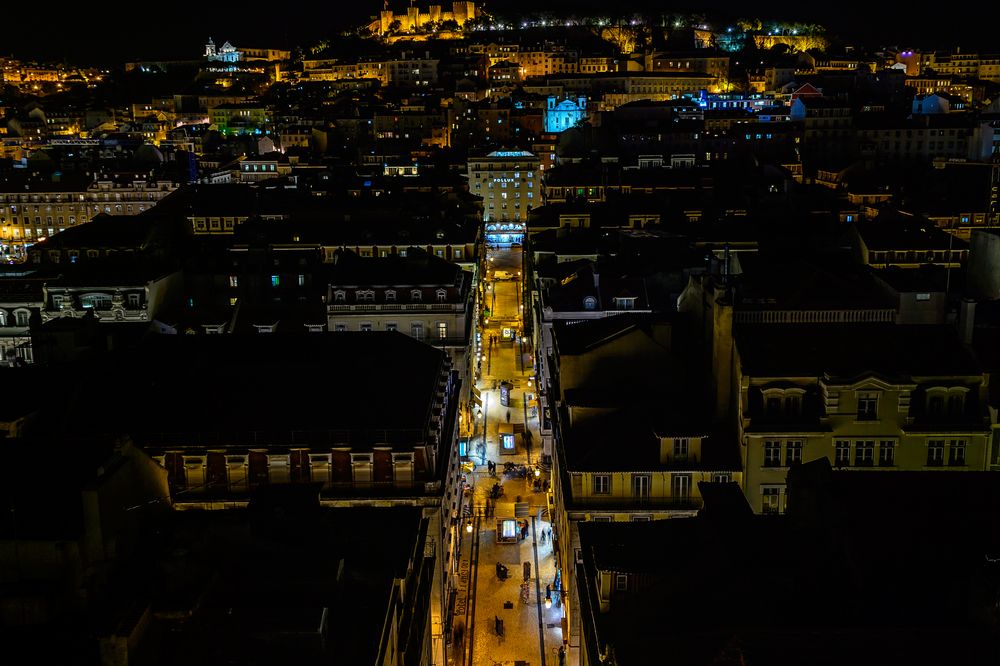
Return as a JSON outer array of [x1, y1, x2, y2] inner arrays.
[[375, 2, 479, 35]]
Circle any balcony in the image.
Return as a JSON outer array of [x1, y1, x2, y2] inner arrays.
[[327, 302, 465, 313], [571, 495, 704, 511]]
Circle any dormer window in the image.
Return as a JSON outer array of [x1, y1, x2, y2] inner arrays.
[[613, 296, 635, 310], [357, 290, 375, 302], [411, 289, 422, 301], [385, 290, 396, 301], [334, 290, 346, 302], [856, 392, 879, 421], [927, 386, 968, 417], [673, 438, 688, 460], [436, 289, 447, 302], [583, 295, 597, 310]]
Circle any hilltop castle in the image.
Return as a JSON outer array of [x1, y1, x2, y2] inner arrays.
[[373, 2, 479, 35]]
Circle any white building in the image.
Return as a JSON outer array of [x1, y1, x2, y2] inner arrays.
[[467, 150, 540, 245]]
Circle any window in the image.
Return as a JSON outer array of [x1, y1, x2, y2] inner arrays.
[[927, 440, 945, 466], [762, 487, 782, 515], [712, 473, 732, 483], [334, 323, 347, 332], [785, 394, 802, 417], [80, 294, 112, 310], [385, 290, 396, 301], [854, 440, 875, 467], [357, 290, 375, 302], [454, 249, 463, 260], [270, 275, 280, 287], [127, 294, 140, 309], [593, 474, 610, 494], [631, 474, 650, 498], [334, 290, 346, 302], [857, 393, 878, 421], [785, 441, 802, 466], [583, 295, 597, 310], [947, 393, 964, 416], [879, 441, 895, 466], [437, 322, 448, 339], [229, 275, 238, 288], [411, 322, 424, 339], [835, 441, 851, 466], [615, 574, 628, 591], [360, 322, 373, 332], [386, 322, 397, 332], [766, 396, 782, 415], [298, 274, 305, 287], [671, 474, 691, 499], [763, 441, 782, 467], [411, 289, 422, 301], [949, 440, 966, 466], [436, 289, 447, 302], [673, 438, 688, 460], [927, 393, 944, 416]]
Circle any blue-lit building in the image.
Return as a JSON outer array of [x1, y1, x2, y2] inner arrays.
[[544, 95, 587, 133], [467, 150, 540, 246]]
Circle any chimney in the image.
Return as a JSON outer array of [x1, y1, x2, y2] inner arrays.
[[959, 298, 976, 345]]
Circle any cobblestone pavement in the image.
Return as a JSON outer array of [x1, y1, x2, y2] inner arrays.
[[451, 246, 566, 666]]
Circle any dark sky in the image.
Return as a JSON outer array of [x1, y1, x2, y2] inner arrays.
[[1, 3, 986, 65]]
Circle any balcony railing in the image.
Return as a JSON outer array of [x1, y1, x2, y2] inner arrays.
[[327, 302, 466, 313], [573, 495, 703, 511]]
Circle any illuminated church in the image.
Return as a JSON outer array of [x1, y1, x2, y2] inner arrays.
[[205, 38, 242, 63]]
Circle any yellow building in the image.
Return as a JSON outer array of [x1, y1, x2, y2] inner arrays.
[[734, 324, 992, 514], [0, 176, 178, 257]]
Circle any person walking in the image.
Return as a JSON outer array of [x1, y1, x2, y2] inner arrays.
[[506, 409, 511, 423]]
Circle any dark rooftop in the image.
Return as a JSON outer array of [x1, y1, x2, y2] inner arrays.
[[45, 332, 448, 446], [736, 324, 981, 379]]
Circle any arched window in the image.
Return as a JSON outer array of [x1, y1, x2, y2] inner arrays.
[[334, 290, 346, 302], [583, 296, 597, 310], [411, 289, 422, 302], [436, 289, 447, 302], [357, 290, 375, 302], [14, 310, 29, 327], [385, 290, 396, 301]]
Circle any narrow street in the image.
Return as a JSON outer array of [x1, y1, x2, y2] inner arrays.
[[451, 246, 566, 666]]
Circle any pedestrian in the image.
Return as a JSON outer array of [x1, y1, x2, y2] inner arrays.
[[545, 583, 552, 600], [506, 409, 511, 423], [558, 645, 566, 665]]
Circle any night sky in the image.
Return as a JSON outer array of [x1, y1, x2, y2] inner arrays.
[[1, 3, 986, 64]]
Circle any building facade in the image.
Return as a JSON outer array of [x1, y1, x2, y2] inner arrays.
[[467, 150, 540, 245]]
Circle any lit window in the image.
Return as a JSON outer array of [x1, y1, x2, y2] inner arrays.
[[271, 275, 280, 287]]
